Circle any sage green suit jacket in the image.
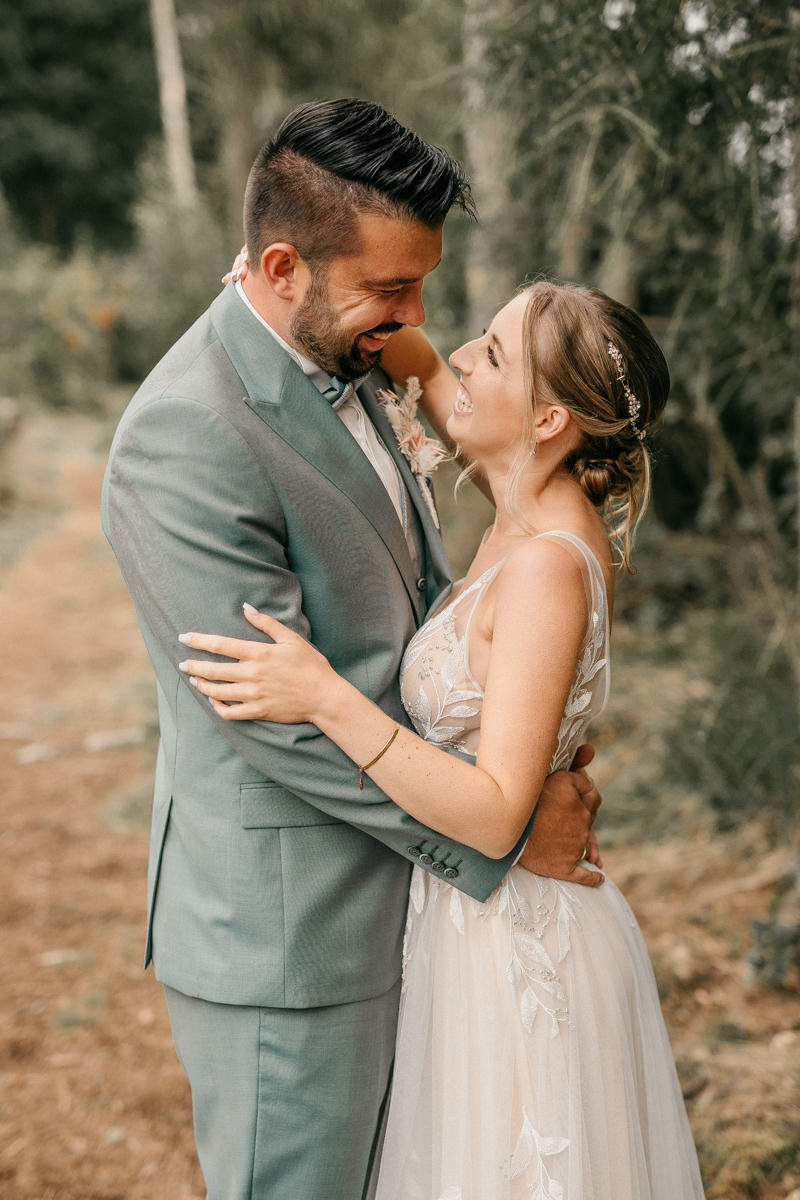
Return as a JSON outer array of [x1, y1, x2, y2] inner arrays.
[[102, 284, 518, 1009]]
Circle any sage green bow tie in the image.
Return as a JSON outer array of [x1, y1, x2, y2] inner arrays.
[[321, 376, 350, 405]]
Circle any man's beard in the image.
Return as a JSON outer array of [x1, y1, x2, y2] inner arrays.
[[290, 274, 401, 380]]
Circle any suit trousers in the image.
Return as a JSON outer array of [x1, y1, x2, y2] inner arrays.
[[164, 981, 400, 1200]]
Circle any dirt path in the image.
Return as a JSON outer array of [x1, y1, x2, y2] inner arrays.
[[0, 411, 797, 1199], [0, 412, 203, 1199]]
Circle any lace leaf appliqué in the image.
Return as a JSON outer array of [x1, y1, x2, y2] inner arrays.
[[508, 1105, 569, 1198]]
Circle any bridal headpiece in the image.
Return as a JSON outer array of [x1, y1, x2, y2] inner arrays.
[[607, 341, 645, 441]]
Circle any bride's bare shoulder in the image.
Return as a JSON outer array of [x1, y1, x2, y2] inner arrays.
[[490, 537, 588, 624]]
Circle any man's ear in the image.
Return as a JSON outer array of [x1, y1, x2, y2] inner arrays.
[[259, 243, 309, 300]]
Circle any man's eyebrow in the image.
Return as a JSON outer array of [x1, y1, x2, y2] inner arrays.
[[365, 258, 443, 288], [365, 277, 414, 288]]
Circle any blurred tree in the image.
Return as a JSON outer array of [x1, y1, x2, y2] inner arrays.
[[468, 0, 797, 545], [0, 0, 160, 250], [150, 0, 197, 206], [462, 0, 518, 328]]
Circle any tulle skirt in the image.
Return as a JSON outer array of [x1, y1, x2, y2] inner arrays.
[[375, 864, 705, 1200]]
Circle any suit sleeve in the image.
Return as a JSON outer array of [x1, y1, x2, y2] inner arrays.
[[103, 392, 525, 902]]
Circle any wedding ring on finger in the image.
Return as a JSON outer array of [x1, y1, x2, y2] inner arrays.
[[576, 845, 589, 864]]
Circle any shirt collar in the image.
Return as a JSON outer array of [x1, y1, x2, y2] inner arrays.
[[234, 281, 368, 401]]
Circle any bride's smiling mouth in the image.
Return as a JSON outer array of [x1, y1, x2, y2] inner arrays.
[[454, 382, 474, 414]]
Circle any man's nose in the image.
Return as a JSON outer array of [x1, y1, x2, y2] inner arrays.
[[392, 286, 426, 328]]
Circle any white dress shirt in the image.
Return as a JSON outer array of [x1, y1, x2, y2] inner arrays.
[[235, 283, 406, 525]]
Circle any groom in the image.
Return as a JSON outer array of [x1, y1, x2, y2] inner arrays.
[[102, 99, 602, 1200]]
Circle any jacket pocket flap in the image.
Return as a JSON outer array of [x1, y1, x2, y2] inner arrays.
[[240, 782, 340, 828]]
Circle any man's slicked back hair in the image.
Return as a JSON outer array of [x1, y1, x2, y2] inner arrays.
[[243, 98, 474, 270]]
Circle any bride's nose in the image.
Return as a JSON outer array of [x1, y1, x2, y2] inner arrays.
[[449, 340, 473, 373]]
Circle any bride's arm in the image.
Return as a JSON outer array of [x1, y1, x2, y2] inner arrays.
[[380, 326, 459, 448], [380, 326, 493, 501], [179, 540, 587, 860]]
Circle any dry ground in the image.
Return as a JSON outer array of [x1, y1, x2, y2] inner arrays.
[[0, 410, 797, 1199]]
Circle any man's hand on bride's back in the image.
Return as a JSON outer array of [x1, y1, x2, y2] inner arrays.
[[517, 744, 604, 888]]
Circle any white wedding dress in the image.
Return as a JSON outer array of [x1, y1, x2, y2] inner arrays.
[[375, 531, 705, 1200]]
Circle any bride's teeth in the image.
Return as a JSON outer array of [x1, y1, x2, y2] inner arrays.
[[455, 384, 473, 414]]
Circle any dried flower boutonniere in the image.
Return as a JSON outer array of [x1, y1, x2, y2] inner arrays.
[[376, 376, 446, 529]]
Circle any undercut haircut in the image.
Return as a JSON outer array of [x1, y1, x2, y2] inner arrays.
[[243, 98, 474, 272]]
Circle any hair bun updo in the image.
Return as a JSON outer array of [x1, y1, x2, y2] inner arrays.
[[519, 281, 670, 572]]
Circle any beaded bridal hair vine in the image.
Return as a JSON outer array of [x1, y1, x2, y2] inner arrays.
[[607, 341, 645, 441]]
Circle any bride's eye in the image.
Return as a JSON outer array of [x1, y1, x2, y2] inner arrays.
[[481, 329, 499, 368]]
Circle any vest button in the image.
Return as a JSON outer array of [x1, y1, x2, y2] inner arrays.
[[416, 577, 427, 592]]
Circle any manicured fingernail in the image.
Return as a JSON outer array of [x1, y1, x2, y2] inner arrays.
[[178, 661, 188, 672], [243, 602, 257, 614], [189, 676, 198, 688], [178, 633, 191, 644]]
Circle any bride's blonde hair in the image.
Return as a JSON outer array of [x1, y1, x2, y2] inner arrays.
[[509, 280, 670, 573]]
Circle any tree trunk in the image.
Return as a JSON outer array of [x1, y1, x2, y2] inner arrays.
[[462, 0, 516, 328], [558, 115, 603, 281], [149, 0, 197, 207], [595, 145, 642, 307], [218, 75, 285, 242]]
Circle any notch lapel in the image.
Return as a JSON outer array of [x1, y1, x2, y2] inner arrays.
[[359, 380, 452, 611], [210, 288, 425, 615]]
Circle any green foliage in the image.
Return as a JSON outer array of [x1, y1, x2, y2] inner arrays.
[[113, 163, 228, 382], [660, 608, 799, 840], [0, 0, 160, 250], [0, 196, 119, 408], [749, 859, 800, 988], [700, 1120, 800, 1198], [476, 0, 798, 544]]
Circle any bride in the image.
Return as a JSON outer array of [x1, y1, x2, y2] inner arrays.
[[178, 279, 706, 1199]]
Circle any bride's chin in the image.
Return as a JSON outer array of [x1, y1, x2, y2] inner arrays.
[[446, 412, 471, 441]]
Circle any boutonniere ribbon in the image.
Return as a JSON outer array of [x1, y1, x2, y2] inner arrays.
[[376, 377, 446, 530]]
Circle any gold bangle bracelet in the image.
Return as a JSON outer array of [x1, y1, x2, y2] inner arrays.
[[358, 726, 400, 790]]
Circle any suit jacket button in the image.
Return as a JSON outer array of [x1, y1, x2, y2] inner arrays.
[[416, 577, 427, 592], [419, 853, 434, 865], [407, 846, 421, 858], [443, 867, 459, 879], [431, 860, 445, 873]]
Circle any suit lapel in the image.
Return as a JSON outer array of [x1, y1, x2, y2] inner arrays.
[[360, 379, 453, 611], [209, 288, 427, 615]]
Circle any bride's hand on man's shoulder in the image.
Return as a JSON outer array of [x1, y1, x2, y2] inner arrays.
[[221, 246, 249, 285], [177, 604, 334, 724]]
